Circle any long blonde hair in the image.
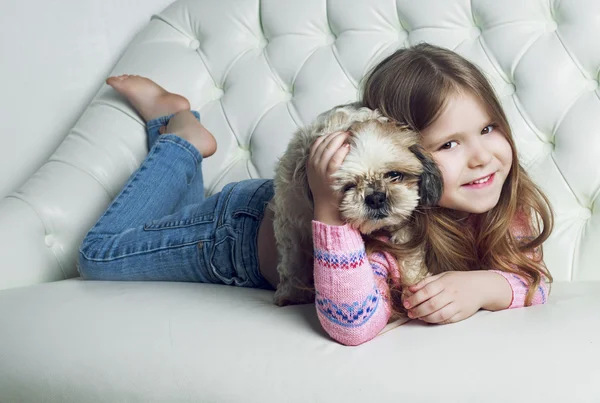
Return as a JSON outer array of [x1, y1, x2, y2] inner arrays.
[[361, 43, 553, 310]]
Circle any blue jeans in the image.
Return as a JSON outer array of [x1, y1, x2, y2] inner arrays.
[[77, 112, 275, 290]]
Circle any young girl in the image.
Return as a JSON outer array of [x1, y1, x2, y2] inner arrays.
[[78, 43, 552, 347], [310, 42, 553, 345]]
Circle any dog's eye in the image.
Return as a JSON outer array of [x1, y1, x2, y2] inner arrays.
[[384, 171, 404, 182], [342, 183, 356, 192]]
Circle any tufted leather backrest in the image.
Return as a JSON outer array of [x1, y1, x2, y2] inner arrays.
[[1, 0, 599, 290]]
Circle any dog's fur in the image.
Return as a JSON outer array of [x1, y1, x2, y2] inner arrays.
[[270, 104, 443, 306]]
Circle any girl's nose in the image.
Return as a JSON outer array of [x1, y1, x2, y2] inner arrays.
[[467, 141, 493, 168]]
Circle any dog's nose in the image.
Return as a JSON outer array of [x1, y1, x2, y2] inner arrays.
[[365, 192, 386, 209]]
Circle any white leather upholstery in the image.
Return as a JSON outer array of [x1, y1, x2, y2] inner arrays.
[[1, 0, 600, 289], [1, 0, 599, 402], [1, 279, 599, 403]]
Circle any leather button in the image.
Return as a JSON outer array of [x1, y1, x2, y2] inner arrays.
[[237, 146, 252, 159], [213, 87, 224, 100]]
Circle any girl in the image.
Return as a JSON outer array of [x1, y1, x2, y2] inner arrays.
[[78, 43, 552, 347], [77, 74, 280, 291], [309, 43, 553, 345]]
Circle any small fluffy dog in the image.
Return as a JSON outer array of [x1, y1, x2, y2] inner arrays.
[[270, 104, 443, 306]]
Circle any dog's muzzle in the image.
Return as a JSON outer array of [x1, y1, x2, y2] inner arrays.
[[365, 191, 386, 209], [364, 191, 389, 220]]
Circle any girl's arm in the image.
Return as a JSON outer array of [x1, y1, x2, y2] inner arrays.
[[306, 131, 395, 344], [487, 265, 549, 309], [487, 208, 550, 309], [312, 220, 395, 346], [402, 267, 547, 324], [398, 212, 550, 323]]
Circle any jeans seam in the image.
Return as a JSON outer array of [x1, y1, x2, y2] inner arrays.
[[216, 183, 237, 227], [147, 122, 163, 131], [232, 180, 273, 220], [209, 226, 249, 286], [80, 238, 207, 262], [143, 216, 214, 230], [159, 137, 201, 165], [240, 214, 255, 285]]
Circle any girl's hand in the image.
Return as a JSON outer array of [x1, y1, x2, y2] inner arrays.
[[306, 131, 351, 225], [402, 271, 491, 325]]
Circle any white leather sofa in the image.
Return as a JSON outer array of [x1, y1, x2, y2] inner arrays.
[[1, 0, 599, 402]]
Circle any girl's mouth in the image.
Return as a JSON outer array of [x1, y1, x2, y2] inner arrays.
[[463, 172, 495, 189]]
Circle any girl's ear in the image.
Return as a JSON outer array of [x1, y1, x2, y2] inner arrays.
[[409, 144, 444, 206]]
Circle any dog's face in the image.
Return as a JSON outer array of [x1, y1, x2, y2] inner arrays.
[[331, 119, 443, 235]]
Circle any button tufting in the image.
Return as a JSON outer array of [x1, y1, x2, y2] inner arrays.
[[507, 83, 516, 95], [237, 145, 252, 159], [44, 234, 54, 247], [324, 33, 336, 46], [257, 37, 268, 49], [282, 91, 293, 102], [586, 79, 599, 91], [470, 26, 482, 39], [213, 87, 224, 100], [189, 39, 200, 50], [544, 142, 555, 155], [580, 209, 592, 220], [547, 21, 558, 32]]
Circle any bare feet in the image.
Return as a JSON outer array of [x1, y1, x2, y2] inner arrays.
[[106, 74, 217, 158], [164, 111, 217, 158], [106, 74, 190, 122]]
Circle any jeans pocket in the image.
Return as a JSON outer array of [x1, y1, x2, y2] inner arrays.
[[209, 225, 249, 286]]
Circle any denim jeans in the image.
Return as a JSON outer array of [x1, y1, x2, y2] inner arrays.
[[77, 112, 275, 290]]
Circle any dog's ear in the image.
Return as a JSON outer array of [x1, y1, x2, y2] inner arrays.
[[409, 144, 443, 206]]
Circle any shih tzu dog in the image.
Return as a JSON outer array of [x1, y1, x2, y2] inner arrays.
[[270, 104, 443, 306]]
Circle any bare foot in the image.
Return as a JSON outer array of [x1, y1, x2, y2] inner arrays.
[[165, 111, 217, 158], [106, 74, 190, 122]]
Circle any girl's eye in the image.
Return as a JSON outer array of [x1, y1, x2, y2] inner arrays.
[[482, 124, 496, 135], [439, 141, 457, 150], [384, 171, 404, 182]]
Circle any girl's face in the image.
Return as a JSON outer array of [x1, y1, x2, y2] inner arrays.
[[420, 91, 513, 214]]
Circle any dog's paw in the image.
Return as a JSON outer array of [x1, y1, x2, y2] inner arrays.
[[273, 286, 314, 306], [273, 289, 291, 307]]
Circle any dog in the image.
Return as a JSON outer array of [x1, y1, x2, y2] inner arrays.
[[270, 104, 443, 306]]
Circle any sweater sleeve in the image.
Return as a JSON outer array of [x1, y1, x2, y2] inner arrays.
[[312, 220, 398, 346], [488, 269, 549, 308], [488, 209, 550, 309]]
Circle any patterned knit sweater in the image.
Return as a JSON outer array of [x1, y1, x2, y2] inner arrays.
[[312, 212, 549, 346]]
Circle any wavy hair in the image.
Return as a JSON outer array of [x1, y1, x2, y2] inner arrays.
[[360, 43, 553, 312]]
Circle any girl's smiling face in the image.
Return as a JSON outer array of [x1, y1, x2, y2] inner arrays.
[[420, 91, 513, 214]]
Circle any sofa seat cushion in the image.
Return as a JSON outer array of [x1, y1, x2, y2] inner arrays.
[[1, 280, 599, 402]]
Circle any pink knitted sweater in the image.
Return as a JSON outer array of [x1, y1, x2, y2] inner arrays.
[[312, 213, 549, 346]]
